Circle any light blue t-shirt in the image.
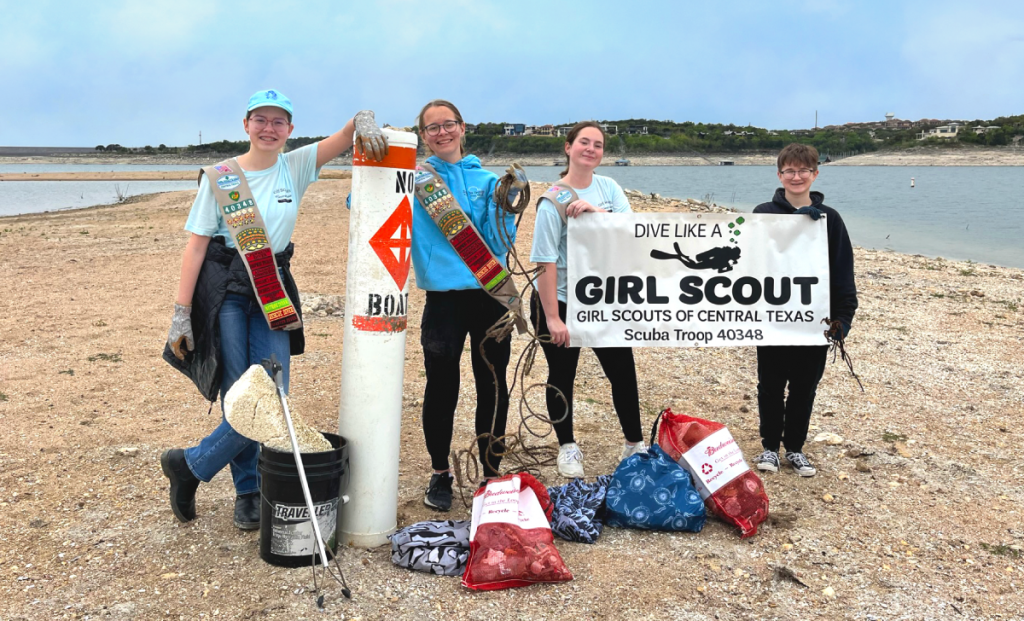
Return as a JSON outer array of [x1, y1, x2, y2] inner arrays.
[[530, 174, 632, 302], [184, 143, 321, 252]]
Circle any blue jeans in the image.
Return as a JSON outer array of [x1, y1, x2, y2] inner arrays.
[[184, 293, 291, 494]]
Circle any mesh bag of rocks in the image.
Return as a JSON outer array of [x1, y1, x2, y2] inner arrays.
[[657, 407, 769, 538], [463, 473, 573, 590]]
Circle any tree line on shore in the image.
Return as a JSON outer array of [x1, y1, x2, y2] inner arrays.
[[95, 114, 1024, 157]]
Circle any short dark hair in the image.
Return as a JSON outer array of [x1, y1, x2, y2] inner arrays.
[[777, 143, 819, 172]]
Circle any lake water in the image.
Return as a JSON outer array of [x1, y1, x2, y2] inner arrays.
[[2, 163, 1021, 268]]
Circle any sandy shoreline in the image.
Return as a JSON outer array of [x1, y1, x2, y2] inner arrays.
[[0, 170, 352, 182], [3, 146, 1023, 167], [1, 181, 1022, 619]]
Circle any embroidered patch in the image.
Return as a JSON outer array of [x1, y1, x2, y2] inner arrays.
[[217, 174, 241, 191], [426, 195, 453, 218], [224, 198, 255, 214], [423, 187, 449, 205], [229, 191, 240, 201], [244, 249, 286, 305], [236, 227, 269, 251], [214, 164, 233, 174], [226, 209, 255, 228], [556, 190, 572, 204], [438, 211, 467, 236], [415, 170, 432, 184], [425, 183, 435, 193]]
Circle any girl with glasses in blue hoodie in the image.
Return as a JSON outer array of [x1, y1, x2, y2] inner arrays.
[[413, 99, 525, 512]]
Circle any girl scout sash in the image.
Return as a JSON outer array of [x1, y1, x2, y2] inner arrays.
[[199, 159, 301, 331], [537, 182, 580, 223], [414, 163, 527, 333]]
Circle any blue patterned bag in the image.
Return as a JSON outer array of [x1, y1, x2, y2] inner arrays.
[[604, 420, 706, 532]]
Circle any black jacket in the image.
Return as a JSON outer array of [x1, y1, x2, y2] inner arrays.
[[753, 189, 858, 328], [162, 237, 304, 402]]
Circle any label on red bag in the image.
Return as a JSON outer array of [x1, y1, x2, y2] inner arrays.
[[681, 427, 750, 499], [470, 475, 549, 540]]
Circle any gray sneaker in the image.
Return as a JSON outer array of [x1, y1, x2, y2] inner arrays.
[[785, 452, 817, 477], [755, 450, 780, 473]]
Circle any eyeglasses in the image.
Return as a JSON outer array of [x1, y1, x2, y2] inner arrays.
[[423, 120, 459, 136], [780, 168, 815, 179], [249, 116, 290, 131]]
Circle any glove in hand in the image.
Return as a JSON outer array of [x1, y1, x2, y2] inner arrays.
[[353, 110, 389, 162], [498, 163, 529, 207], [167, 303, 194, 360], [794, 206, 822, 220]]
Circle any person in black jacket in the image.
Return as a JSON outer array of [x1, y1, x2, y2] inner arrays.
[[752, 143, 858, 478]]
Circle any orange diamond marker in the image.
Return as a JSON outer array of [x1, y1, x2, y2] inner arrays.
[[368, 195, 413, 290]]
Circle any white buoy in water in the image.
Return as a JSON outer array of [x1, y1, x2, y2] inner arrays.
[[911, 177, 915, 188], [337, 128, 417, 548]]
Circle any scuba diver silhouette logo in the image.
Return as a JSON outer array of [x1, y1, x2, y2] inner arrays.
[[651, 242, 741, 273]]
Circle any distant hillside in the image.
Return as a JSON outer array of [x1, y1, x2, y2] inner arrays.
[[0, 146, 100, 156]]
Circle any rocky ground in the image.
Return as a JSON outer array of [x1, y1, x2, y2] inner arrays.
[[0, 178, 1022, 620]]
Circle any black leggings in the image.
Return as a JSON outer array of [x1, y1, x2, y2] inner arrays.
[[530, 293, 643, 446], [755, 345, 829, 454], [421, 289, 510, 477]]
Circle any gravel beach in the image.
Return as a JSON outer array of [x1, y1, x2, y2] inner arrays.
[[0, 178, 1021, 620]]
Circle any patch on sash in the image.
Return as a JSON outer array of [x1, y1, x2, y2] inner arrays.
[[217, 174, 241, 191], [236, 227, 269, 251], [556, 190, 572, 204], [438, 211, 467, 236], [214, 164, 233, 174], [415, 170, 433, 184], [226, 208, 255, 228], [224, 198, 255, 214], [449, 227, 506, 292], [424, 183, 435, 193], [229, 191, 240, 201]]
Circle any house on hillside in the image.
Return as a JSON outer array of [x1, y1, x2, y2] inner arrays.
[[973, 125, 1001, 135], [599, 124, 618, 135], [556, 126, 573, 137], [627, 125, 648, 135], [504, 124, 526, 136], [464, 123, 477, 134], [533, 125, 556, 136], [917, 122, 961, 140]]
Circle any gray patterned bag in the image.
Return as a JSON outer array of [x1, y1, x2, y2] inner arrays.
[[389, 520, 470, 576]]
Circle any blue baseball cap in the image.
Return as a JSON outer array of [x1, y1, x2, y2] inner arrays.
[[247, 89, 293, 116]]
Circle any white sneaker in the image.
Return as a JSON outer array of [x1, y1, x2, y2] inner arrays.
[[557, 442, 585, 478], [620, 440, 648, 462]]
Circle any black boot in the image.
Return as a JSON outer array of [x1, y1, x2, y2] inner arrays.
[[161, 449, 200, 523], [234, 492, 261, 530]]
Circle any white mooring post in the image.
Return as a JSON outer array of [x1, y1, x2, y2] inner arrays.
[[337, 128, 418, 547]]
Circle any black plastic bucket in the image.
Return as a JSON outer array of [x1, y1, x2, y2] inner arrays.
[[258, 432, 348, 567]]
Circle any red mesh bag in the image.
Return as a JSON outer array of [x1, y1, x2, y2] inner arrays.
[[462, 473, 573, 590], [657, 408, 769, 538]]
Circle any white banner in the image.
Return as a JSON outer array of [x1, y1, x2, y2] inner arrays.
[[566, 213, 830, 348]]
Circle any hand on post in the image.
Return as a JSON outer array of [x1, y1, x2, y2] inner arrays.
[[167, 303, 194, 360], [353, 110, 389, 162]]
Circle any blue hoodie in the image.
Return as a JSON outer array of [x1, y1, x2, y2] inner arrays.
[[412, 154, 517, 291]]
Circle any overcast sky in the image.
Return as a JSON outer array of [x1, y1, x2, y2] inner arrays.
[[3, 0, 1022, 147]]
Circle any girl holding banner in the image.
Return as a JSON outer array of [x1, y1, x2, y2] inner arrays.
[[161, 89, 388, 529], [412, 100, 526, 512], [530, 121, 645, 478]]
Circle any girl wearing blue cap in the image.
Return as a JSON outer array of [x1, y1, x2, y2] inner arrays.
[[160, 89, 388, 529]]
